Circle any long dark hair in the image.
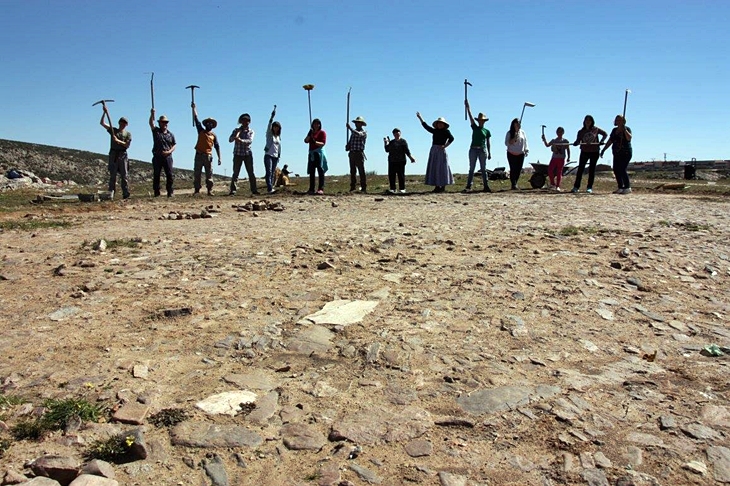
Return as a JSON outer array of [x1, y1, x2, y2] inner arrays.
[[272, 121, 281, 135], [583, 115, 595, 129], [311, 118, 322, 130], [509, 118, 520, 141]]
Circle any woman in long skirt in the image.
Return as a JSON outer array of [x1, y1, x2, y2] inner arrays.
[[416, 112, 454, 193]]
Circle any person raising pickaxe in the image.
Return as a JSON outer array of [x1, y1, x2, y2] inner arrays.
[[96, 100, 132, 200]]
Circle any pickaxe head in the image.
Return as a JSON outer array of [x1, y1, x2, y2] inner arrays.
[[541, 125, 547, 128], [186, 85, 200, 91], [92, 99, 114, 107], [464, 79, 472, 87]]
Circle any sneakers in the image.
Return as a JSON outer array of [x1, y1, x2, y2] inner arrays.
[[462, 186, 472, 193], [613, 188, 623, 194], [399, 189, 406, 193], [229, 191, 236, 196], [483, 186, 492, 193], [621, 188, 632, 194], [387, 189, 396, 194], [268, 189, 276, 194], [586, 188, 593, 194], [570, 187, 579, 193], [207, 190, 214, 196], [316, 189, 324, 195]]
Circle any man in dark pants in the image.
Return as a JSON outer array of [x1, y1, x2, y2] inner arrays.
[[99, 106, 132, 199], [149, 109, 176, 197], [346, 116, 368, 192], [384, 128, 416, 193]]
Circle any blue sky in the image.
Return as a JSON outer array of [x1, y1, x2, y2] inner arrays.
[[1, 1, 728, 176]]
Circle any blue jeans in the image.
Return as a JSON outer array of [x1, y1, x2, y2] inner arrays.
[[264, 154, 279, 192], [467, 147, 489, 188]]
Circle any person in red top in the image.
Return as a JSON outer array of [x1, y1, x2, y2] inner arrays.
[[304, 118, 327, 194], [191, 103, 221, 195]]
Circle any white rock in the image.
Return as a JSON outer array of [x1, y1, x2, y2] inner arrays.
[[298, 299, 379, 327], [196, 391, 257, 416]]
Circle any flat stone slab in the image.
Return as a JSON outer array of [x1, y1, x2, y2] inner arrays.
[[222, 370, 279, 391], [286, 325, 334, 354], [457, 385, 560, 415], [297, 299, 379, 326], [196, 391, 257, 416], [281, 423, 327, 450], [112, 402, 149, 425], [707, 446, 730, 483], [329, 406, 431, 445], [170, 422, 263, 448]]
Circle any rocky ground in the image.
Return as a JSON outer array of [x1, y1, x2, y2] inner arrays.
[[0, 189, 729, 486]]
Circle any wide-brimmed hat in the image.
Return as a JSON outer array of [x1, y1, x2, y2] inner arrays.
[[475, 113, 489, 122], [202, 118, 217, 129], [158, 115, 169, 123], [432, 117, 449, 129], [118, 117, 128, 125], [352, 116, 367, 126]]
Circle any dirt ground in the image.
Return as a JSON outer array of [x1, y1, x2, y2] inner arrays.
[[1, 189, 729, 486]]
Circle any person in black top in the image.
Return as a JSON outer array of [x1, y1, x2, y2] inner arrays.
[[384, 128, 416, 193], [601, 115, 633, 194], [416, 112, 454, 193]]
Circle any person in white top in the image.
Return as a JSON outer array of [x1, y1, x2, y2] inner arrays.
[[263, 107, 282, 194], [505, 118, 529, 190]]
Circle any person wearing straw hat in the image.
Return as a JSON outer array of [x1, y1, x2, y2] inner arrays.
[[191, 102, 221, 196], [148, 109, 177, 197], [346, 116, 368, 193], [416, 112, 454, 193], [464, 100, 492, 193]]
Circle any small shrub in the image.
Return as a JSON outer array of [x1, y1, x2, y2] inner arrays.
[[148, 408, 189, 428], [0, 393, 25, 408], [85, 434, 136, 462], [105, 238, 142, 250], [0, 437, 12, 458], [42, 398, 103, 430], [11, 420, 48, 441]]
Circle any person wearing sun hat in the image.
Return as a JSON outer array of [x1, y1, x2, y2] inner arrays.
[[346, 116, 368, 193], [149, 108, 177, 197], [464, 100, 492, 193], [191, 102, 221, 196], [416, 112, 454, 193]]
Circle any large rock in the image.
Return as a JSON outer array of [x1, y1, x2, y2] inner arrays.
[[286, 325, 334, 355], [298, 300, 379, 327], [23, 479, 62, 486], [80, 460, 115, 479], [329, 407, 431, 445], [281, 423, 327, 451], [456, 385, 560, 415], [68, 476, 119, 486], [29, 456, 80, 486], [170, 422, 263, 448], [707, 446, 730, 483]]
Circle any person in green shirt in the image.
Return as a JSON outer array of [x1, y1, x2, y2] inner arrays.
[[464, 100, 491, 192]]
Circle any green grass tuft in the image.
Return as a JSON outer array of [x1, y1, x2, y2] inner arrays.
[[85, 433, 136, 462]]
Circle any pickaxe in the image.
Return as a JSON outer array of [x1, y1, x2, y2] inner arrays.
[[147, 72, 155, 110], [186, 85, 200, 126], [93, 99, 115, 130], [464, 79, 472, 120]]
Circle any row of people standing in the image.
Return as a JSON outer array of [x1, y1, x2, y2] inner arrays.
[[101, 105, 631, 199]]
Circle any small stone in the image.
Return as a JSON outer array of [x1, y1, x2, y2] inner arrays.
[[162, 307, 192, 318], [707, 446, 730, 482], [659, 415, 676, 430], [112, 403, 149, 425], [202, 453, 229, 486], [581, 468, 609, 486], [610, 261, 622, 269], [683, 460, 708, 475], [349, 463, 382, 484], [404, 439, 432, 457], [80, 459, 116, 479], [317, 261, 335, 270], [132, 365, 148, 379], [619, 248, 630, 257], [624, 446, 643, 466], [438, 472, 467, 486], [593, 451, 612, 469], [95, 239, 107, 251]]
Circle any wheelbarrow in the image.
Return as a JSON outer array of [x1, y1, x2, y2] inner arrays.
[[530, 161, 581, 188]]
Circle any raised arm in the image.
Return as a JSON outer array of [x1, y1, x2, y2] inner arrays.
[[149, 109, 156, 131], [99, 108, 111, 130], [465, 100, 476, 126]]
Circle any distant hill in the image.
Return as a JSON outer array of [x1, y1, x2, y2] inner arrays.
[[0, 138, 210, 186]]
